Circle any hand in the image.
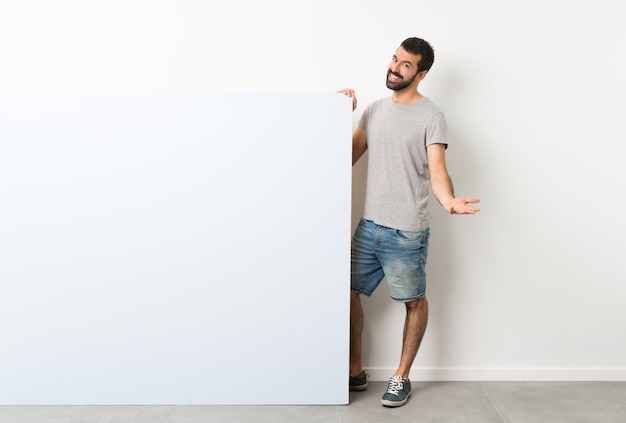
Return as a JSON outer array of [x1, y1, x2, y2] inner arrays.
[[337, 88, 357, 111], [443, 198, 481, 215]]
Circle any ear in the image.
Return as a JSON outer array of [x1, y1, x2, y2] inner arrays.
[[416, 69, 429, 82]]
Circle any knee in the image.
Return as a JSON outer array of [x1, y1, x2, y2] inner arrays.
[[405, 296, 428, 311]]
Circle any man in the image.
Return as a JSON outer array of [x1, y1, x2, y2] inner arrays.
[[339, 37, 480, 408]]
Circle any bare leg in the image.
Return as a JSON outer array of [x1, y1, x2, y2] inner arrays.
[[395, 296, 428, 379], [350, 291, 364, 376]]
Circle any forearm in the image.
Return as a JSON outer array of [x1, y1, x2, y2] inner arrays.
[[427, 144, 480, 215], [352, 127, 367, 166], [430, 172, 455, 212], [352, 143, 367, 166], [430, 172, 481, 214]]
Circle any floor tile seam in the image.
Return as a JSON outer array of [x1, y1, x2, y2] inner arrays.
[[476, 382, 508, 423]]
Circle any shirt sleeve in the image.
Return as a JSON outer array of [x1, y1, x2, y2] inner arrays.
[[424, 112, 448, 149], [358, 104, 372, 131]]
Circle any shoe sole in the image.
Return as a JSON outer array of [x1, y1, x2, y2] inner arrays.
[[349, 384, 368, 392], [381, 391, 410, 407]]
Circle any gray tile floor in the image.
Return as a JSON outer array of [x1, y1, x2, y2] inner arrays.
[[1, 381, 625, 423]]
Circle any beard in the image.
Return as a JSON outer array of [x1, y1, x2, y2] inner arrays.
[[386, 69, 419, 91]]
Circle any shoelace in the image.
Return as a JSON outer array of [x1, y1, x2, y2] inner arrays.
[[386, 375, 404, 395]]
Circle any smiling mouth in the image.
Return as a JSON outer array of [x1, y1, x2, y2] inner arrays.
[[387, 71, 402, 82]]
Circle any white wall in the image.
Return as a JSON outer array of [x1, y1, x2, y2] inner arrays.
[[1, 0, 624, 382]]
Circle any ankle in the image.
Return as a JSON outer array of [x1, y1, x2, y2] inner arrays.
[[350, 370, 366, 378]]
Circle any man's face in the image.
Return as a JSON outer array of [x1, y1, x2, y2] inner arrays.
[[386, 47, 425, 91]]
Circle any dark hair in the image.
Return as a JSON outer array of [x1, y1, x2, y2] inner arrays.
[[400, 37, 435, 72]]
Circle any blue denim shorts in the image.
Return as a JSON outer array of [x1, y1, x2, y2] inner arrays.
[[351, 219, 430, 302]]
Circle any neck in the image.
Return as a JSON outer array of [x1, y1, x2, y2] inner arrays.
[[391, 87, 423, 104]]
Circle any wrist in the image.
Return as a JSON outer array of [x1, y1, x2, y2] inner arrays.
[[442, 197, 455, 213]]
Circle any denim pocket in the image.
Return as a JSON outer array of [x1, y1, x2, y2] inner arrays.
[[394, 228, 427, 241]]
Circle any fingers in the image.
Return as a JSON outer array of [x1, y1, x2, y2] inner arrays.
[[458, 206, 480, 214], [337, 88, 355, 97], [337, 88, 357, 111], [449, 198, 481, 214], [450, 208, 480, 215], [465, 198, 480, 213]]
